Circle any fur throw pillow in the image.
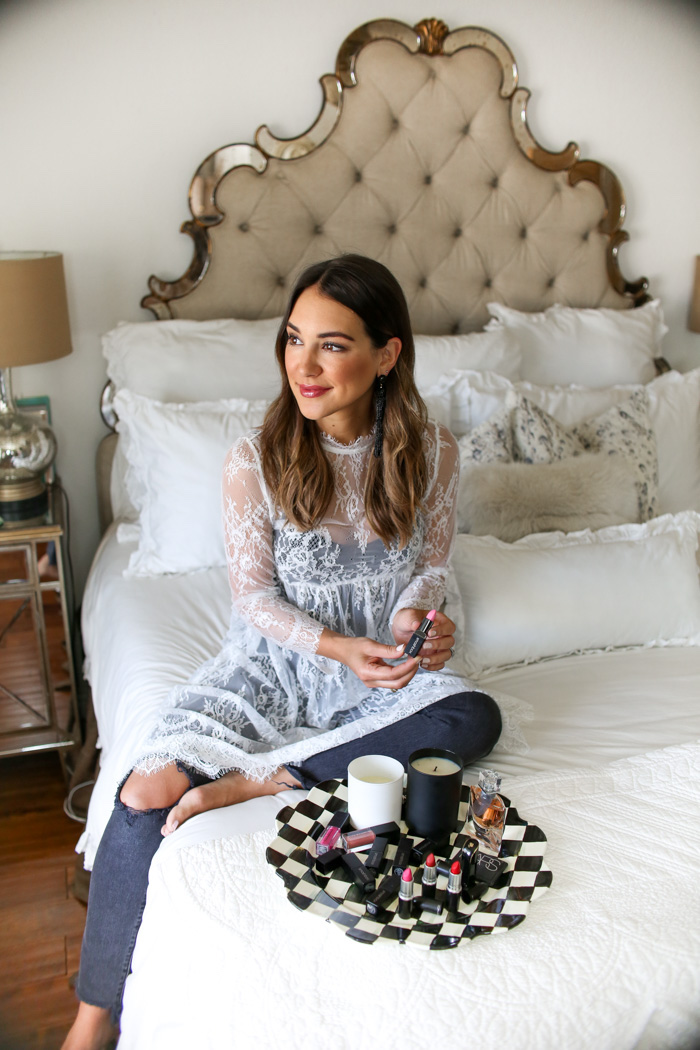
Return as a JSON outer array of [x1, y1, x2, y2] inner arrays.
[[458, 453, 640, 541]]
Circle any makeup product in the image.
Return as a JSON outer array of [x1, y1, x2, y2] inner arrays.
[[469, 769, 507, 857], [410, 838, 437, 865], [461, 879, 489, 904], [413, 896, 443, 916], [460, 836, 480, 883], [392, 836, 414, 876], [316, 809, 350, 855], [405, 747, 464, 846], [435, 856, 457, 878], [398, 867, 414, 919], [347, 754, 404, 830], [421, 853, 437, 898], [315, 847, 344, 875], [364, 872, 400, 916], [446, 860, 463, 914], [365, 836, 388, 872], [340, 852, 376, 894], [403, 609, 436, 658], [474, 852, 508, 887], [342, 821, 401, 851]]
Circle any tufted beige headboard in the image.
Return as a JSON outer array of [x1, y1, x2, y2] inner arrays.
[[141, 18, 649, 331]]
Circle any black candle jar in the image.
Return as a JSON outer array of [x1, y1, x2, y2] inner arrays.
[[405, 747, 464, 847]]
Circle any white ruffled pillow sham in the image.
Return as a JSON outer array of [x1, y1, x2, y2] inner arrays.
[[444, 511, 700, 678], [114, 390, 268, 576], [485, 299, 667, 387], [432, 368, 700, 516]]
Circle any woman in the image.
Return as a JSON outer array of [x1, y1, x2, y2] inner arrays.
[[64, 255, 502, 1049]]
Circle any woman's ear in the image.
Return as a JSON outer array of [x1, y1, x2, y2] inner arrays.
[[379, 337, 402, 376]]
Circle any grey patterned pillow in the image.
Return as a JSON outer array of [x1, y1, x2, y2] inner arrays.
[[510, 390, 658, 521], [457, 403, 514, 468]]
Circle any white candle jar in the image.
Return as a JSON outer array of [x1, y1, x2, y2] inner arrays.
[[346, 754, 404, 829]]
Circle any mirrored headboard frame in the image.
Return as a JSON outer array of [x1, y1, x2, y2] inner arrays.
[[140, 18, 650, 328]]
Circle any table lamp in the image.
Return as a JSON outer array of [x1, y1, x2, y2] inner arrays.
[[0, 251, 72, 525], [689, 255, 700, 333]]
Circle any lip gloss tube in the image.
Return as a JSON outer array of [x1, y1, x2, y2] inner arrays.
[[398, 867, 414, 919], [403, 610, 436, 658], [316, 809, 350, 855]]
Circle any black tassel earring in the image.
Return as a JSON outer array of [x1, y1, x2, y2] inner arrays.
[[374, 373, 387, 458]]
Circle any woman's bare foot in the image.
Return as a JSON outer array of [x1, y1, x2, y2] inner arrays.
[[161, 767, 300, 835], [61, 1002, 117, 1050]]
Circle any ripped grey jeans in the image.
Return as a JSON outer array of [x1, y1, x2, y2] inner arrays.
[[76, 690, 501, 1023]]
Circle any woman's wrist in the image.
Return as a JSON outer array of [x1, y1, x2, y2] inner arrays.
[[317, 627, 353, 664]]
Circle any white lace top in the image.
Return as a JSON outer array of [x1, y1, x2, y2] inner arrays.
[[136, 421, 481, 781]]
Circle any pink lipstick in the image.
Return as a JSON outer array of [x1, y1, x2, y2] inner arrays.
[[404, 610, 436, 658], [398, 867, 414, 919], [299, 384, 330, 398]]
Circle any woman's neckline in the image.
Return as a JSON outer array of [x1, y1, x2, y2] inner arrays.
[[319, 429, 374, 453]]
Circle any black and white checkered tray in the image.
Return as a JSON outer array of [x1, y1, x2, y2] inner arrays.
[[265, 778, 552, 949]]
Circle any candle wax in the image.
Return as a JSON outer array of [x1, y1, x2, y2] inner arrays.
[[410, 756, 461, 775]]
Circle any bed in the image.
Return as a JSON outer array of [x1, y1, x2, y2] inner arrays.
[[79, 18, 700, 1049]]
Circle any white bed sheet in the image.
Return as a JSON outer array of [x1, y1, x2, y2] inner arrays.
[[79, 527, 700, 866], [80, 528, 700, 1049]]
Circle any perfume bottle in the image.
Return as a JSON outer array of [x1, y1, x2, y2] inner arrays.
[[469, 770, 507, 857]]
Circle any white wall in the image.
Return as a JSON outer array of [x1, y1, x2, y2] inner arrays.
[[1, 0, 698, 594]]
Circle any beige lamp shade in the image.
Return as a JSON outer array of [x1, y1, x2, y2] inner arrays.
[[0, 251, 72, 367], [690, 256, 700, 334]]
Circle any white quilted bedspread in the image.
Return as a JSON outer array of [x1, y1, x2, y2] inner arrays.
[[120, 743, 700, 1050]]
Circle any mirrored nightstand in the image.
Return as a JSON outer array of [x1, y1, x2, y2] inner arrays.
[[0, 482, 81, 772]]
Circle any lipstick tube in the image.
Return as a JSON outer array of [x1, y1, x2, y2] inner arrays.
[[460, 836, 480, 883], [392, 836, 414, 876], [365, 836, 388, 873], [446, 860, 462, 914], [413, 896, 443, 916], [365, 872, 400, 916], [316, 809, 349, 855], [403, 610, 436, 658], [420, 853, 437, 899], [315, 847, 344, 875], [398, 867, 414, 919], [410, 838, 437, 865], [340, 852, 376, 894]]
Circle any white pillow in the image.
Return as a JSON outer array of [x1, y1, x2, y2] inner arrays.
[[485, 300, 667, 387], [114, 390, 268, 575], [104, 317, 284, 401], [434, 368, 700, 515], [445, 512, 700, 677], [413, 328, 520, 391]]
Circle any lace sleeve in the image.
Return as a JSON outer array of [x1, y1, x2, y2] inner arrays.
[[222, 437, 323, 655], [390, 423, 459, 623]]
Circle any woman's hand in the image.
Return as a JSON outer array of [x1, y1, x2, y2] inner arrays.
[[318, 630, 420, 690], [391, 608, 456, 672]]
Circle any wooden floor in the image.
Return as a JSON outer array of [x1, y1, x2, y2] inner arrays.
[[0, 751, 86, 1050]]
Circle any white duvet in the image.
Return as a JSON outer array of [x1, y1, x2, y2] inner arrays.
[[119, 742, 700, 1050], [79, 529, 700, 1048]]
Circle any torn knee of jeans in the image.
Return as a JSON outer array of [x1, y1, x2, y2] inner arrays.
[[114, 769, 176, 824]]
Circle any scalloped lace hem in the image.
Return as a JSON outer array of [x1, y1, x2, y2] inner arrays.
[[131, 682, 531, 783]]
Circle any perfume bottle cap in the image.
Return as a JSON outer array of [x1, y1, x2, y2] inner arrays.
[[478, 769, 502, 795]]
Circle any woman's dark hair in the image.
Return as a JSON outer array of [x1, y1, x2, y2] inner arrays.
[[259, 254, 428, 547]]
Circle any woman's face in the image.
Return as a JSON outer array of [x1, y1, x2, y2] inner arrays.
[[285, 283, 400, 443]]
